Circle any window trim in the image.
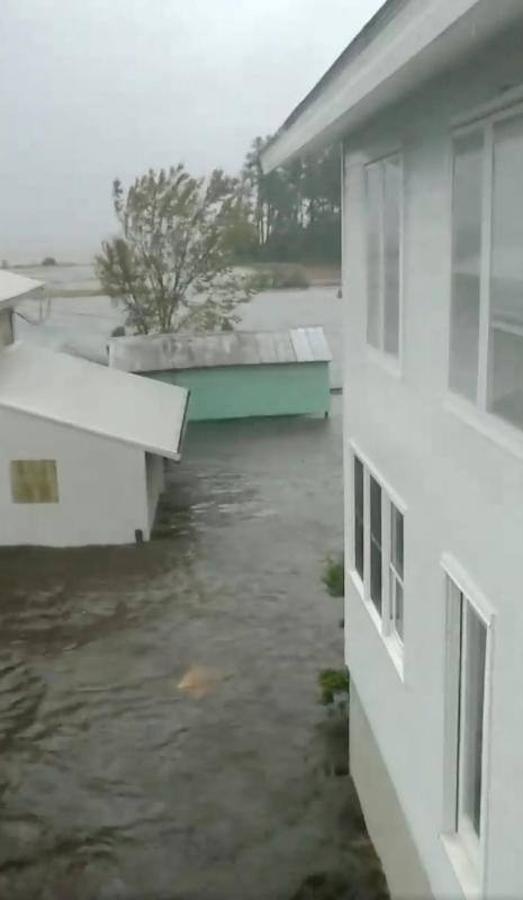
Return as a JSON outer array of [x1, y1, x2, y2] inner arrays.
[[348, 442, 406, 680], [448, 102, 523, 444], [364, 151, 404, 370], [441, 555, 495, 898]]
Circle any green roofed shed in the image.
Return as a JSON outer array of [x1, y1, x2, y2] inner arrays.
[[109, 327, 331, 421]]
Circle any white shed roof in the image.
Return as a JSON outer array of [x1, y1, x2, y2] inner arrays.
[[0, 342, 189, 460], [109, 327, 332, 373], [0, 271, 42, 309]]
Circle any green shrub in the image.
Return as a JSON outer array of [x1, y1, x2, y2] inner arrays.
[[318, 668, 350, 706], [322, 555, 344, 598]]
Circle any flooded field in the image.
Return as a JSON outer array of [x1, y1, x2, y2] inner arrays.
[[14, 264, 343, 388], [0, 399, 387, 900]]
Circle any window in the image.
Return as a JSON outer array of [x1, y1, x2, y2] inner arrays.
[[389, 504, 404, 643], [459, 601, 487, 843], [449, 132, 483, 401], [10, 460, 59, 504], [489, 115, 523, 428], [445, 573, 490, 872], [369, 476, 382, 614], [450, 109, 523, 432], [354, 456, 364, 581], [351, 453, 405, 670], [365, 154, 401, 357]]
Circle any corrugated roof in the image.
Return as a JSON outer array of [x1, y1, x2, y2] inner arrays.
[[0, 271, 42, 308], [0, 342, 189, 460], [109, 328, 332, 373]]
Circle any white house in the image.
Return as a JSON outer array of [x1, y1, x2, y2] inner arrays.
[[0, 272, 189, 546], [263, 2, 523, 898]]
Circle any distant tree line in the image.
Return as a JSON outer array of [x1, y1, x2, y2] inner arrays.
[[230, 136, 341, 264]]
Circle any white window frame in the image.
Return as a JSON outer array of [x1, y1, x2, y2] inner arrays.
[[448, 101, 523, 447], [364, 152, 404, 368], [348, 444, 406, 679], [441, 556, 495, 898]]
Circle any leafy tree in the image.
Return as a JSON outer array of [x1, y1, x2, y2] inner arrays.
[[96, 166, 253, 335]]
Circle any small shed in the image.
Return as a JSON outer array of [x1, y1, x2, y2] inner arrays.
[[0, 271, 189, 547], [109, 327, 332, 421]]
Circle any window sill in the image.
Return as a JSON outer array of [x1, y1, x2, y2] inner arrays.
[[440, 833, 481, 900], [366, 345, 402, 379], [348, 569, 405, 683], [445, 392, 523, 461], [382, 631, 404, 681]]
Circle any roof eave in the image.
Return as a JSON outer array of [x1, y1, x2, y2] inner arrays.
[[0, 283, 44, 310], [0, 395, 188, 463], [261, 0, 523, 172]]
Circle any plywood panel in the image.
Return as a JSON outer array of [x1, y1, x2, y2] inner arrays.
[[10, 459, 59, 504]]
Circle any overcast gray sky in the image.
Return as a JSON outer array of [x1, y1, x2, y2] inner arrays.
[[1, 0, 382, 263]]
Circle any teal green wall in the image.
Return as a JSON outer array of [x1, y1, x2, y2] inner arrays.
[[146, 363, 330, 421]]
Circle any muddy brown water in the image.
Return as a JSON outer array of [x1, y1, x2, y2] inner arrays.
[[0, 399, 387, 900]]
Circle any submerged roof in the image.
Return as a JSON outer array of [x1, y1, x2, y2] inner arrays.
[[262, 0, 523, 171], [0, 271, 42, 309], [0, 342, 189, 460], [109, 328, 332, 373]]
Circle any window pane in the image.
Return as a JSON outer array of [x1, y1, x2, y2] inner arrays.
[[449, 132, 484, 401], [461, 603, 487, 838], [391, 504, 404, 579], [383, 156, 401, 356], [393, 577, 404, 640], [370, 477, 382, 613], [354, 457, 364, 580], [366, 163, 382, 348], [370, 543, 382, 613], [488, 115, 523, 430]]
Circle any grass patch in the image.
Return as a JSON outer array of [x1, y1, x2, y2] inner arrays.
[[44, 287, 103, 299], [322, 555, 344, 598], [318, 669, 350, 706], [249, 262, 310, 291]]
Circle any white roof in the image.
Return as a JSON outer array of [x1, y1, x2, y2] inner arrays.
[[0, 271, 42, 308], [109, 327, 332, 373], [0, 342, 189, 460]]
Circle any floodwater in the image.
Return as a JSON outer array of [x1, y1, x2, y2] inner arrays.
[[0, 268, 387, 899], [14, 264, 343, 389]]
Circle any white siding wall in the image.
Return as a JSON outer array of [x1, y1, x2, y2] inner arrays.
[[0, 406, 150, 547], [343, 28, 523, 900]]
